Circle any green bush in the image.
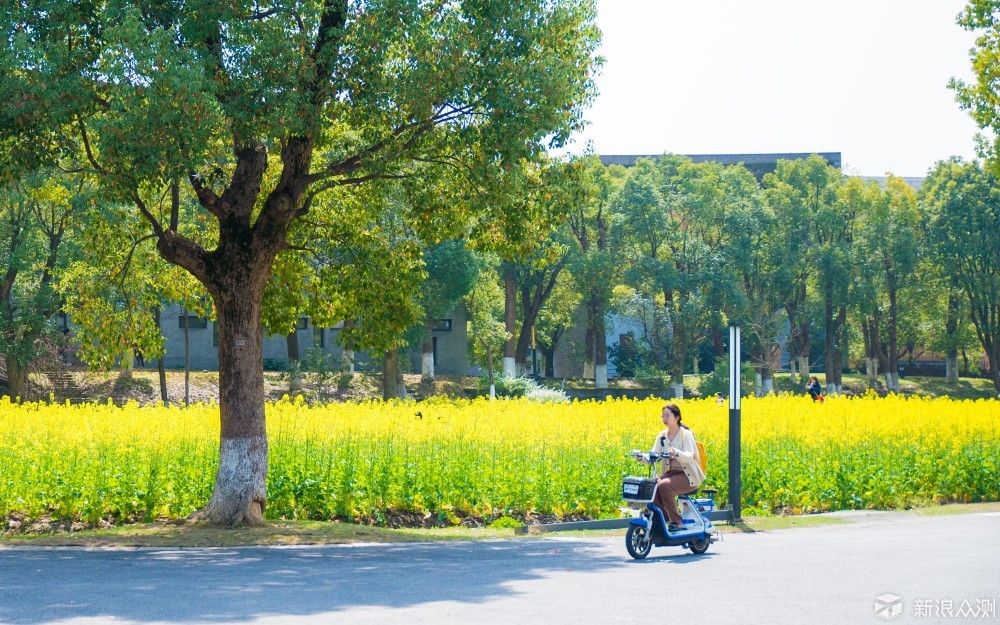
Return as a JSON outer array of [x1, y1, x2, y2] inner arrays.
[[480, 375, 540, 398], [700, 356, 755, 398]]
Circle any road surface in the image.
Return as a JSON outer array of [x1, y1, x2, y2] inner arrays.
[[1, 511, 998, 625]]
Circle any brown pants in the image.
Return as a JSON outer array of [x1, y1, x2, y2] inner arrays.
[[653, 470, 692, 525]]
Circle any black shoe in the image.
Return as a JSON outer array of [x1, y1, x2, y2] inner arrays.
[[667, 523, 681, 531]]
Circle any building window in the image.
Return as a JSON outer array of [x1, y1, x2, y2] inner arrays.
[[297, 317, 309, 330], [313, 326, 324, 348], [178, 315, 208, 329], [431, 319, 452, 331]]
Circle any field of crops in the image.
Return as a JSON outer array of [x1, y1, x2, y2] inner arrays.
[[1, 394, 998, 525]]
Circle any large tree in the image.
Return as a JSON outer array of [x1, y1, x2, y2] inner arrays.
[[2, 0, 600, 524], [762, 155, 839, 384], [921, 159, 1000, 391], [853, 175, 920, 392]]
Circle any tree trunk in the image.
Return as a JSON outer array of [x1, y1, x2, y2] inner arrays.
[[832, 305, 846, 394], [382, 348, 407, 399], [582, 327, 595, 379], [594, 301, 607, 389], [341, 319, 356, 373], [5, 356, 27, 402], [503, 267, 516, 377], [421, 320, 434, 383], [200, 292, 268, 527], [541, 345, 556, 378], [154, 308, 168, 403], [286, 331, 302, 392], [183, 307, 191, 406], [946, 352, 959, 382], [670, 302, 687, 396], [862, 319, 876, 385], [886, 285, 900, 393]]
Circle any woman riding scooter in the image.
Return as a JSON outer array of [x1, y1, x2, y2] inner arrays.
[[646, 403, 705, 530]]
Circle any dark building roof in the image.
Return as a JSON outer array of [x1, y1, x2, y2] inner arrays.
[[599, 152, 842, 182]]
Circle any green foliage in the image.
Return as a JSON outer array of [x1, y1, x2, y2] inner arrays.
[[481, 375, 538, 398], [699, 357, 756, 398], [0, 172, 79, 371], [920, 158, 1000, 388], [607, 331, 653, 377]]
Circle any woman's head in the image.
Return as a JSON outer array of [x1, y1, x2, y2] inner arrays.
[[809, 376, 819, 384], [661, 403, 683, 428]]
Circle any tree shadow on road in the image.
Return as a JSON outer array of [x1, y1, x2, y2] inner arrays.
[[0, 538, 661, 624]]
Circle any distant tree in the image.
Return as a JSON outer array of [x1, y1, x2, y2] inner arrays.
[[567, 155, 624, 388], [534, 270, 582, 377], [465, 257, 509, 398], [921, 158, 1000, 391], [853, 175, 920, 392], [0, 171, 82, 400], [763, 155, 840, 384]]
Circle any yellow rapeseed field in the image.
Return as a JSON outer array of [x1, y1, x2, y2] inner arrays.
[[0, 394, 997, 524]]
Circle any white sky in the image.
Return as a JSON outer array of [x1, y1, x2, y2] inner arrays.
[[559, 0, 981, 177]]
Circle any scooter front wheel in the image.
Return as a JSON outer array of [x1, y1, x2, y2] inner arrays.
[[626, 524, 653, 559]]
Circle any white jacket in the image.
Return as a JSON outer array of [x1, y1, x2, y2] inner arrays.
[[650, 427, 706, 489]]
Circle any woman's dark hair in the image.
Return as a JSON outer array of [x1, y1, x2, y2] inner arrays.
[[663, 403, 690, 430]]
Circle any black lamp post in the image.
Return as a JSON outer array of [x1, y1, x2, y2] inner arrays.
[[728, 322, 742, 522]]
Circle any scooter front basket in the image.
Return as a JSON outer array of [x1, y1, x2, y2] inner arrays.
[[622, 477, 657, 502]]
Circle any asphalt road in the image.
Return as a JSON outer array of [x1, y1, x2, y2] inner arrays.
[[1, 511, 998, 625]]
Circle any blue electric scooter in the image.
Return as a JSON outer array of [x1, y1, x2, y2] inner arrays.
[[622, 450, 720, 559]]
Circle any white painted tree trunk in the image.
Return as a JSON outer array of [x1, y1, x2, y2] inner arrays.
[[789, 358, 798, 384], [489, 384, 496, 399], [826, 383, 837, 395], [203, 437, 268, 526], [342, 348, 355, 373], [503, 356, 516, 378], [421, 351, 435, 383], [885, 372, 900, 393], [672, 382, 684, 399], [865, 357, 878, 384], [595, 364, 608, 389], [798, 357, 809, 383], [754, 373, 763, 397], [583, 362, 595, 379], [946, 355, 959, 382]]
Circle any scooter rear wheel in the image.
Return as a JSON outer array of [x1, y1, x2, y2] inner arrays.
[[626, 525, 652, 559], [688, 537, 710, 554]]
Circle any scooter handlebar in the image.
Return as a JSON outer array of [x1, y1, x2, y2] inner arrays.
[[628, 450, 667, 463]]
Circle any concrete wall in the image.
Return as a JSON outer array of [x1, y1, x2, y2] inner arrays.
[[150, 302, 470, 374]]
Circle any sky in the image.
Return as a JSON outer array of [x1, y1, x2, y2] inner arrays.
[[559, 0, 981, 177]]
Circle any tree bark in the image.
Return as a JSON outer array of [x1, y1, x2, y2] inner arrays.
[[182, 307, 191, 405], [945, 289, 960, 382], [503, 267, 516, 377], [382, 348, 407, 399], [286, 331, 302, 392], [593, 298, 608, 389], [154, 308, 168, 403], [886, 282, 900, 392], [421, 320, 434, 383], [200, 289, 269, 527], [341, 318, 356, 373], [5, 356, 27, 402], [582, 327, 595, 379]]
